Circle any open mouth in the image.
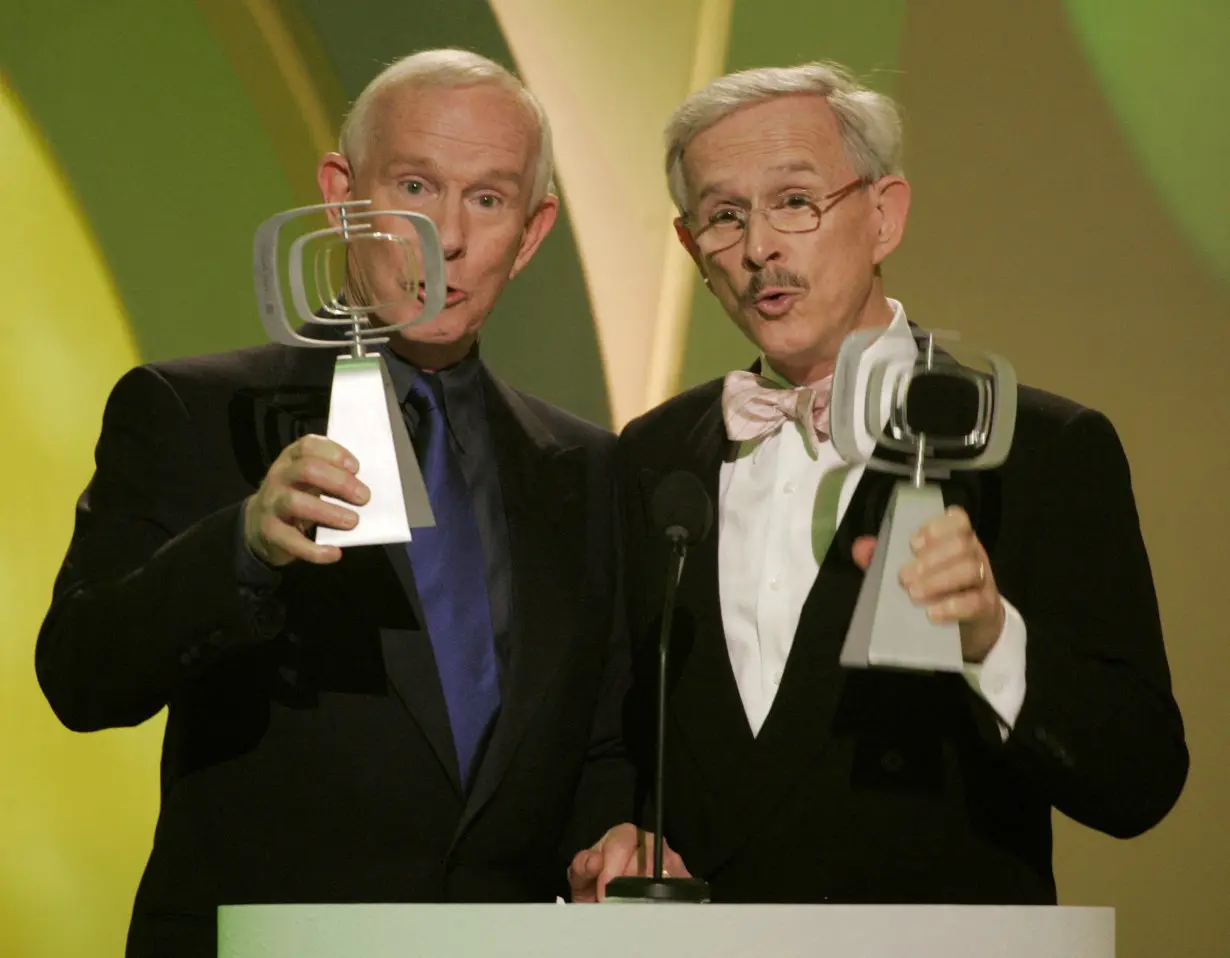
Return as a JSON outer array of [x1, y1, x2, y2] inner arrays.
[[752, 288, 802, 317], [414, 282, 467, 307]]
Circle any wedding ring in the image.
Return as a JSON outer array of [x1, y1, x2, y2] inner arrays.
[[977, 561, 986, 586]]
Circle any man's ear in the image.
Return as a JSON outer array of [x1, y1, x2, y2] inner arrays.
[[870, 175, 911, 267], [509, 194, 560, 279], [674, 217, 708, 283], [316, 152, 354, 228]]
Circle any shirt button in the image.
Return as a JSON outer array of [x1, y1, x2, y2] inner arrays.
[[986, 673, 1007, 695], [783, 481, 796, 494], [769, 578, 780, 591], [771, 669, 783, 686]]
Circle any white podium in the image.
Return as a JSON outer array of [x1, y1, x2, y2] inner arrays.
[[218, 903, 1114, 957]]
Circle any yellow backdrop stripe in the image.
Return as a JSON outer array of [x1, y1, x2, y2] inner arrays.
[[0, 73, 162, 958]]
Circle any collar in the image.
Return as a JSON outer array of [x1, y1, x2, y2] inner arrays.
[[380, 341, 485, 452]]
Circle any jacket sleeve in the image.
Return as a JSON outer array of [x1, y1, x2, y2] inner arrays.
[[36, 365, 284, 733], [1004, 408, 1188, 837]]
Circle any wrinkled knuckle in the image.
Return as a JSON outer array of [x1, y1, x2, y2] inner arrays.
[[300, 458, 326, 487], [259, 514, 280, 540], [278, 488, 302, 517]]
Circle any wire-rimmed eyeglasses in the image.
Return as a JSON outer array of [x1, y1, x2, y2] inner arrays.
[[689, 177, 873, 254]]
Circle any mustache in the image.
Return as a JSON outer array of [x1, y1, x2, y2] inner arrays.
[[740, 268, 809, 305]]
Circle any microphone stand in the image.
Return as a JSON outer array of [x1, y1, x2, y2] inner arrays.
[[605, 526, 711, 903]]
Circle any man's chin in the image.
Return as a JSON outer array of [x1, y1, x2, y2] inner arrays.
[[374, 304, 460, 335], [744, 312, 813, 353], [390, 313, 481, 349]]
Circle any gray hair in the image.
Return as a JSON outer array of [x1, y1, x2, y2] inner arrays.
[[665, 61, 903, 213], [339, 49, 556, 209]]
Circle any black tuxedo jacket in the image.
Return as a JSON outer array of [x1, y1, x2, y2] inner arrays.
[[617, 376, 1187, 904], [36, 343, 635, 957]]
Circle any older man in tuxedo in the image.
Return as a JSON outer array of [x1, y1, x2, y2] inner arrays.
[[571, 61, 1186, 904], [37, 50, 634, 957]]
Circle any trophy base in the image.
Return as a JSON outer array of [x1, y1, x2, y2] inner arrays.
[[603, 876, 711, 903], [840, 481, 964, 672], [316, 354, 434, 548]]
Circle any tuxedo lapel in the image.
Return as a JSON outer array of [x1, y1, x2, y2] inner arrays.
[[370, 543, 464, 796], [229, 346, 334, 485], [455, 370, 589, 835], [655, 393, 761, 833]]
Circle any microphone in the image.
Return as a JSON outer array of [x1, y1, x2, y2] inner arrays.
[[651, 470, 713, 546], [606, 471, 713, 904]]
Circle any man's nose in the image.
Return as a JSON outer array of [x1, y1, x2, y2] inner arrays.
[[432, 193, 466, 261], [740, 209, 783, 271]]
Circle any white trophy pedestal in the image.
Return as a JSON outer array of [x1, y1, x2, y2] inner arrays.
[[217, 903, 1114, 957], [315, 354, 433, 548], [840, 481, 964, 672]]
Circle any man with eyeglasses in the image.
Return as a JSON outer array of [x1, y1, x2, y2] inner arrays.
[[569, 62, 1186, 905]]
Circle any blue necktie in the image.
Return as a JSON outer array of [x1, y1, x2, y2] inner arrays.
[[405, 374, 501, 789]]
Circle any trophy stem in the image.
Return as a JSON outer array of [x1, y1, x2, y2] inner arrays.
[[349, 324, 366, 360], [338, 203, 367, 361], [911, 433, 927, 488]]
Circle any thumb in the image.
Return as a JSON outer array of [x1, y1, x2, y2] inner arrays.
[[663, 844, 692, 879], [852, 535, 877, 571]]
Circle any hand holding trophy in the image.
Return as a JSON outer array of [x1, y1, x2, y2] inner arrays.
[[252, 200, 446, 548], [829, 329, 1018, 672]]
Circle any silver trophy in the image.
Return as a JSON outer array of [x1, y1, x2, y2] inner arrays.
[[253, 199, 446, 547], [829, 329, 1017, 672]]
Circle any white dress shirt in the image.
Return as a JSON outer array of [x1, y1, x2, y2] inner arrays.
[[718, 300, 1027, 737]]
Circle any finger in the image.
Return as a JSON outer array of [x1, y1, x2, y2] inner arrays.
[[900, 524, 979, 586], [284, 458, 371, 506], [926, 589, 996, 624], [663, 848, 692, 879], [910, 505, 972, 551], [260, 515, 343, 565], [288, 434, 360, 473], [597, 844, 638, 902], [852, 535, 877, 571], [271, 488, 361, 532], [567, 851, 600, 902], [577, 849, 602, 878], [904, 555, 988, 601]]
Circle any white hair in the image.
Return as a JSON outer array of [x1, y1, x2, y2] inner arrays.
[[338, 49, 556, 209], [665, 61, 903, 213]]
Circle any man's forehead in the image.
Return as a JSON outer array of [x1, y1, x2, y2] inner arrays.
[[683, 94, 847, 197], [369, 82, 535, 164], [686, 146, 846, 205], [379, 150, 526, 186]]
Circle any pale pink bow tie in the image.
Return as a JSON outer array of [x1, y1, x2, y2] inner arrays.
[[721, 369, 835, 456]]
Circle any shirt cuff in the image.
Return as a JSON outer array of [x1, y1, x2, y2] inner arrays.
[[962, 598, 1027, 740]]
